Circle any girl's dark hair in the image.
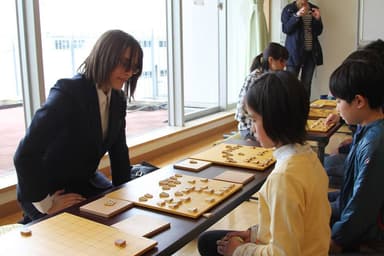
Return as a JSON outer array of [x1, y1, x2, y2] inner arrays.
[[245, 71, 309, 145], [78, 30, 143, 101], [329, 49, 384, 109], [249, 42, 289, 72]]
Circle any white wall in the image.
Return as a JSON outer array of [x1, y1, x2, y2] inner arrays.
[[270, 0, 359, 99]]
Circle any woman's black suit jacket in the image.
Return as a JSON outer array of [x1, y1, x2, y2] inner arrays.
[[14, 74, 131, 203]]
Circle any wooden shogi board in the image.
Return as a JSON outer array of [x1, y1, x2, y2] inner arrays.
[[0, 213, 157, 256], [310, 99, 337, 108], [307, 118, 336, 132], [107, 172, 242, 219], [309, 107, 337, 118], [189, 143, 275, 171]]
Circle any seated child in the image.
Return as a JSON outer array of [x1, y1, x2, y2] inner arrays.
[[328, 49, 384, 253], [235, 42, 288, 141], [198, 71, 331, 256]]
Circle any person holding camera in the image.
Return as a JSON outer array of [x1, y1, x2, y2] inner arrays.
[[281, 0, 323, 100]]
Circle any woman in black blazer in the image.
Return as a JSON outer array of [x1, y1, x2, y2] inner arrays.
[[14, 30, 143, 223]]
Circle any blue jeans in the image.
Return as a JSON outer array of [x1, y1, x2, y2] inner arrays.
[[287, 51, 316, 100], [328, 191, 341, 227], [324, 153, 347, 189]]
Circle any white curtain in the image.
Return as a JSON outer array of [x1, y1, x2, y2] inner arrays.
[[246, 0, 269, 69]]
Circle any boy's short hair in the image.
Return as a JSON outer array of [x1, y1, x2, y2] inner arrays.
[[329, 49, 384, 109], [245, 70, 309, 145]]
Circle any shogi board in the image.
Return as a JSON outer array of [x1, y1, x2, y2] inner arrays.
[[80, 196, 134, 218], [189, 143, 275, 171], [307, 118, 336, 132], [173, 158, 212, 172], [214, 170, 255, 185], [310, 99, 337, 108], [112, 214, 170, 238], [0, 212, 157, 256], [107, 172, 243, 219], [309, 107, 337, 118]]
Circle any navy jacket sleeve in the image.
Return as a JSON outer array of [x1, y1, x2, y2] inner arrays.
[[332, 128, 384, 246]]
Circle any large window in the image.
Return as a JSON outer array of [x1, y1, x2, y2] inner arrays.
[[39, 0, 168, 138], [0, 0, 25, 178], [1, 0, 260, 181], [182, 0, 220, 119]]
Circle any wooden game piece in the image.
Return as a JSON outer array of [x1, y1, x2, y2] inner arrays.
[[173, 199, 182, 205], [174, 191, 183, 197], [159, 192, 169, 198], [162, 185, 170, 190], [114, 239, 127, 248], [157, 201, 166, 207], [144, 193, 153, 198], [168, 203, 179, 209], [159, 180, 168, 186], [205, 198, 215, 203], [20, 228, 32, 237], [181, 196, 191, 202], [203, 188, 214, 194], [214, 191, 224, 196], [104, 199, 116, 206], [167, 182, 176, 187], [189, 160, 198, 164], [175, 173, 183, 177], [200, 178, 208, 182], [188, 207, 198, 213], [139, 196, 148, 202], [164, 198, 173, 203], [203, 212, 213, 218]]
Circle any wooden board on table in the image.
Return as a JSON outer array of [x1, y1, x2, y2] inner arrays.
[[107, 172, 242, 219], [80, 196, 134, 218], [214, 170, 255, 185], [309, 108, 337, 118], [310, 99, 337, 108], [189, 143, 275, 171], [173, 159, 212, 172], [307, 118, 336, 132], [112, 215, 170, 238], [0, 212, 157, 256]]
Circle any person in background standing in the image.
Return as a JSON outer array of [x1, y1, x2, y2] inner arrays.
[[281, 0, 323, 100]]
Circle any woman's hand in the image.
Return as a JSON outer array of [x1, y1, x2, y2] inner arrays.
[[311, 8, 321, 20], [47, 190, 86, 215]]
